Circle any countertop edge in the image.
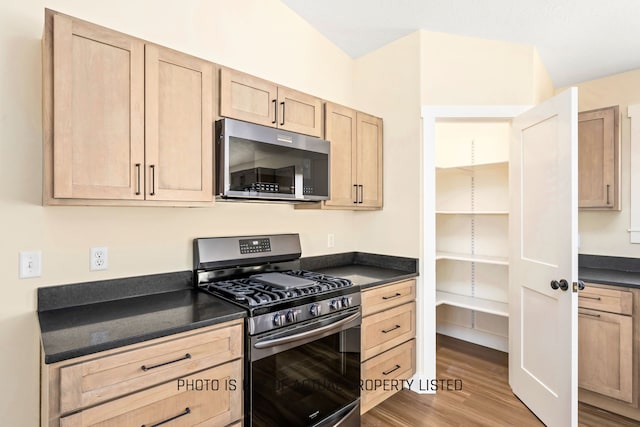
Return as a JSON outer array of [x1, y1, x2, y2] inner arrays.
[[358, 272, 419, 290], [42, 310, 246, 364]]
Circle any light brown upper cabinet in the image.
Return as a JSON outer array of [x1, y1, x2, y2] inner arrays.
[[578, 105, 620, 209], [219, 68, 323, 137], [43, 10, 214, 205], [320, 103, 383, 210]]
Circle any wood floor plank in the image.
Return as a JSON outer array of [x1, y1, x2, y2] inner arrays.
[[361, 334, 638, 426]]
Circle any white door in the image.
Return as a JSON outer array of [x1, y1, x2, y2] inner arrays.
[[509, 88, 579, 427]]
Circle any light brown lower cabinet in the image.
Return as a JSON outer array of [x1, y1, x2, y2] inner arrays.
[[361, 339, 416, 413], [578, 283, 640, 422], [41, 319, 243, 427], [360, 279, 417, 414], [60, 361, 242, 427]]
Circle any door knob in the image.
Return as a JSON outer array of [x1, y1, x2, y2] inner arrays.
[[550, 279, 569, 291]]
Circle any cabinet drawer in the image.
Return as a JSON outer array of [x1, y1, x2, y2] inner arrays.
[[362, 301, 415, 361], [59, 323, 242, 413], [60, 360, 242, 427], [579, 284, 632, 315], [361, 339, 415, 414], [362, 279, 416, 316]]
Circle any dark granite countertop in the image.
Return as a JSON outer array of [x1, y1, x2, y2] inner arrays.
[[37, 271, 246, 364], [579, 254, 640, 289], [301, 252, 419, 289], [38, 252, 418, 364]]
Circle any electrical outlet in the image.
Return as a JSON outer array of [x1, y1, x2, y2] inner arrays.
[[90, 246, 108, 271], [327, 233, 335, 248], [19, 251, 42, 278]]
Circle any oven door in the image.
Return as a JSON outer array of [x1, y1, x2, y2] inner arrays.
[[249, 307, 361, 427]]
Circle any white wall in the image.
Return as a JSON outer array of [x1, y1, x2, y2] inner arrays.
[[420, 30, 554, 106], [0, 1, 364, 425], [352, 31, 425, 379]]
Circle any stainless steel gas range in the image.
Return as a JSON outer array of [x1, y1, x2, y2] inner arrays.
[[194, 234, 361, 427]]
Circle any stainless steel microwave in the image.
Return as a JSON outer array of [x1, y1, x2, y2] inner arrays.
[[215, 119, 330, 201]]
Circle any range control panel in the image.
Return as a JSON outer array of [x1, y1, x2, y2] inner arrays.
[[239, 238, 272, 254]]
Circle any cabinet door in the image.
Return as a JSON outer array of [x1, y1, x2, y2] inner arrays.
[[356, 112, 383, 208], [60, 360, 242, 427], [52, 14, 144, 199], [324, 103, 357, 207], [220, 68, 277, 127], [145, 45, 213, 202], [578, 106, 619, 209], [578, 308, 632, 403], [277, 86, 323, 137]]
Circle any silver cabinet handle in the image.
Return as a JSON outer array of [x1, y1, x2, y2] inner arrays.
[[606, 184, 611, 205]]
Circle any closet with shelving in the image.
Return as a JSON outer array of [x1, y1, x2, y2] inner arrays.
[[435, 119, 511, 351]]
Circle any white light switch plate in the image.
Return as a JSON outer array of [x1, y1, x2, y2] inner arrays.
[[19, 251, 42, 278]]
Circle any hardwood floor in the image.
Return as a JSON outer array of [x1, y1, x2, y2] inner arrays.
[[361, 334, 639, 426]]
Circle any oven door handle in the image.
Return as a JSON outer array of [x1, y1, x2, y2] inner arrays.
[[254, 312, 360, 349]]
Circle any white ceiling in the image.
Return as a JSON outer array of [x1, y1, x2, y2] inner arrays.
[[281, 0, 640, 87]]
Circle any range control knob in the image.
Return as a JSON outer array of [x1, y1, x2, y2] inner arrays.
[[286, 310, 298, 323], [273, 313, 285, 326], [309, 303, 322, 317], [329, 299, 342, 310], [341, 296, 352, 308]]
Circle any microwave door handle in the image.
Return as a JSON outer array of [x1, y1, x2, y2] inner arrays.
[[254, 312, 360, 349]]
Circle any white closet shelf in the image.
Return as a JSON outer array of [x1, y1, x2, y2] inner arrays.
[[436, 161, 508, 173], [436, 251, 509, 265], [436, 291, 509, 317], [436, 210, 509, 215]]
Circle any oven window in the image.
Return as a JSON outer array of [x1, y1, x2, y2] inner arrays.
[[252, 327, 360, 426]]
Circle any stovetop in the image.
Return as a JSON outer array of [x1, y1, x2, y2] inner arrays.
[[204, 270, 352, 307], [193, 234, 361, 333]]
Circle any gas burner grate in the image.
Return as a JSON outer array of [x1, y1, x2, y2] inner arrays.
[[205, 270, 353, 307]]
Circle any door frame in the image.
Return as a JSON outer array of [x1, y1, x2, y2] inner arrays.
[[416, 105, 531, 393]]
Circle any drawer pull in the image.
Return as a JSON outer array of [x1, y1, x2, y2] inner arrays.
[[382, 364, 401, 376], [142, 407, 191, 427], [579, 295, 602, 301], [382, 293, 402, 300], [141, 353, 191, 372], [579, 311, 601, 318], [382, 324, 401, 334]]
